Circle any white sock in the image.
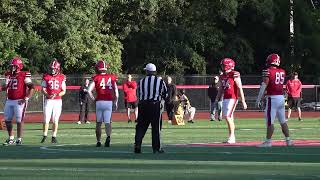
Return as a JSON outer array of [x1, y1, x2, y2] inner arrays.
[[285, 137, 291, 141], [9, 136, 14, 140], [266, 139, 272, 143]]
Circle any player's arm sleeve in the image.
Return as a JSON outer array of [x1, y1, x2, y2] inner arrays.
[[41, 80, 50, 97], [23, 73, 34, 99], [256, 77, 269, 103], [234, 76, 246, 103], [58, 80, 66, 97], [114, 81, 119, 98], [87, 81, 96, 101], [24, 72, 32, 84]]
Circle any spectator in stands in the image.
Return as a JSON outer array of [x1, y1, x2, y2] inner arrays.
[[208, 76, 222, 121], [77, 79, 91, 124], [286, 72, 303, 121], [165, 76, 177, 124], [123, 74, 138, 123], [177, 89, 196, 123]]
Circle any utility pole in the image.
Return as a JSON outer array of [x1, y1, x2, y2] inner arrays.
[[289, 0, 295, 60]]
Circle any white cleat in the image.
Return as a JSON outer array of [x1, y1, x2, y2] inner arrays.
[[224, 137, 236, 144], [257, 141, 272, 147], [168, 120, 172, 124], [76, 121, 81, 125], [286, 140, 294, 146]]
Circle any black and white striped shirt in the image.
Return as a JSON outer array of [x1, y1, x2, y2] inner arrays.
[[138, 75, 168, 102]]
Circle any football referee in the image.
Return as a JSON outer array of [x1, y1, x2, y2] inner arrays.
[[134, 63, 168, 154]]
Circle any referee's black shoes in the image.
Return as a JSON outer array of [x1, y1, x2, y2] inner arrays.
[[134, 146, 141, 153], [153, 149, 165, 154]]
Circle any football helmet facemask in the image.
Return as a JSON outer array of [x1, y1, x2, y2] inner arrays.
[[10, 57, 23, 74], [220, 58, 235, 73], [49, 59, 61, 75]]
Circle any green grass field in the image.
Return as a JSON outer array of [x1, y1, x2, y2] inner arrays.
[[0, 118, 320, 180]]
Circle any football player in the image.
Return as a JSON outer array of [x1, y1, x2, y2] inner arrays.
[[255, 53, 293, 147], [216, 58, 247, 144], [88, 60, 119, 147], [2, 57, 35, 146], [40, 59, 66, 143]]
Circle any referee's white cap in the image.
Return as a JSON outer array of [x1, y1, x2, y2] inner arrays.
[[144, 63, 156, 72]]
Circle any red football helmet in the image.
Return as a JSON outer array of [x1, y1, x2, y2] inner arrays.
[[220, 58, 235, 73], [10, 57, 23, 73], [95, 60, 108, 72], [266, 53, 280, 66], [49, 59, 61, 75]]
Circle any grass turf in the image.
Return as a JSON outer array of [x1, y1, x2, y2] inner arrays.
[[0, 118, 319, 180]]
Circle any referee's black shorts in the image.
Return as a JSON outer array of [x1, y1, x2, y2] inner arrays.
[[287, 96, 301, 109]]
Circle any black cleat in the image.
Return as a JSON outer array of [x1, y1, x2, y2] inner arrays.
[[134, 147, 141, 154], [105, 136, 110, 147], [187, 120, 194, 123], [96, 142, 102, 147], [153, 149, 165, 154], [298, 118, 303, 121], [128, 119, 132, 123], [3, 139, 15, 146], [40, 136, 47, 143], [135, 120, 138, 123], [210, 119, 215, 121], [51, 137, 58, 144], [15, 139, 22, 146]]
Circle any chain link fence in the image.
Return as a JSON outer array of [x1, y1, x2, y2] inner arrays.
[[0, 75, 319, 113]]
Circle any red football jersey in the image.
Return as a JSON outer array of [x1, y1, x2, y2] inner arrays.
[[263, 67, 286, 95], [123, 80, 137, 102], [286, 79, 302, 97], [92, 74, 117, 101], [220, 71, 240, 99], [42, 73, 66, 99], [4, 71, 32, 100]]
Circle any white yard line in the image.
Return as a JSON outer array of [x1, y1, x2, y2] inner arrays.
[[40, 144, 320, 156]]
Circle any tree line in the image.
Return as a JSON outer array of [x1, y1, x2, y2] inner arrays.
[[0, 0, 319, 81]]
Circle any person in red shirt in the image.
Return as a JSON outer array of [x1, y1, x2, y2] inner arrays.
[[2, 57, 35, 146], [123, 74, 138, 123], [256, 53, 293, 147], [216, 58, 247, 144], [88, 60, 119, 147], [40, 59, 66, 144], [285, 72, 302, 121]]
